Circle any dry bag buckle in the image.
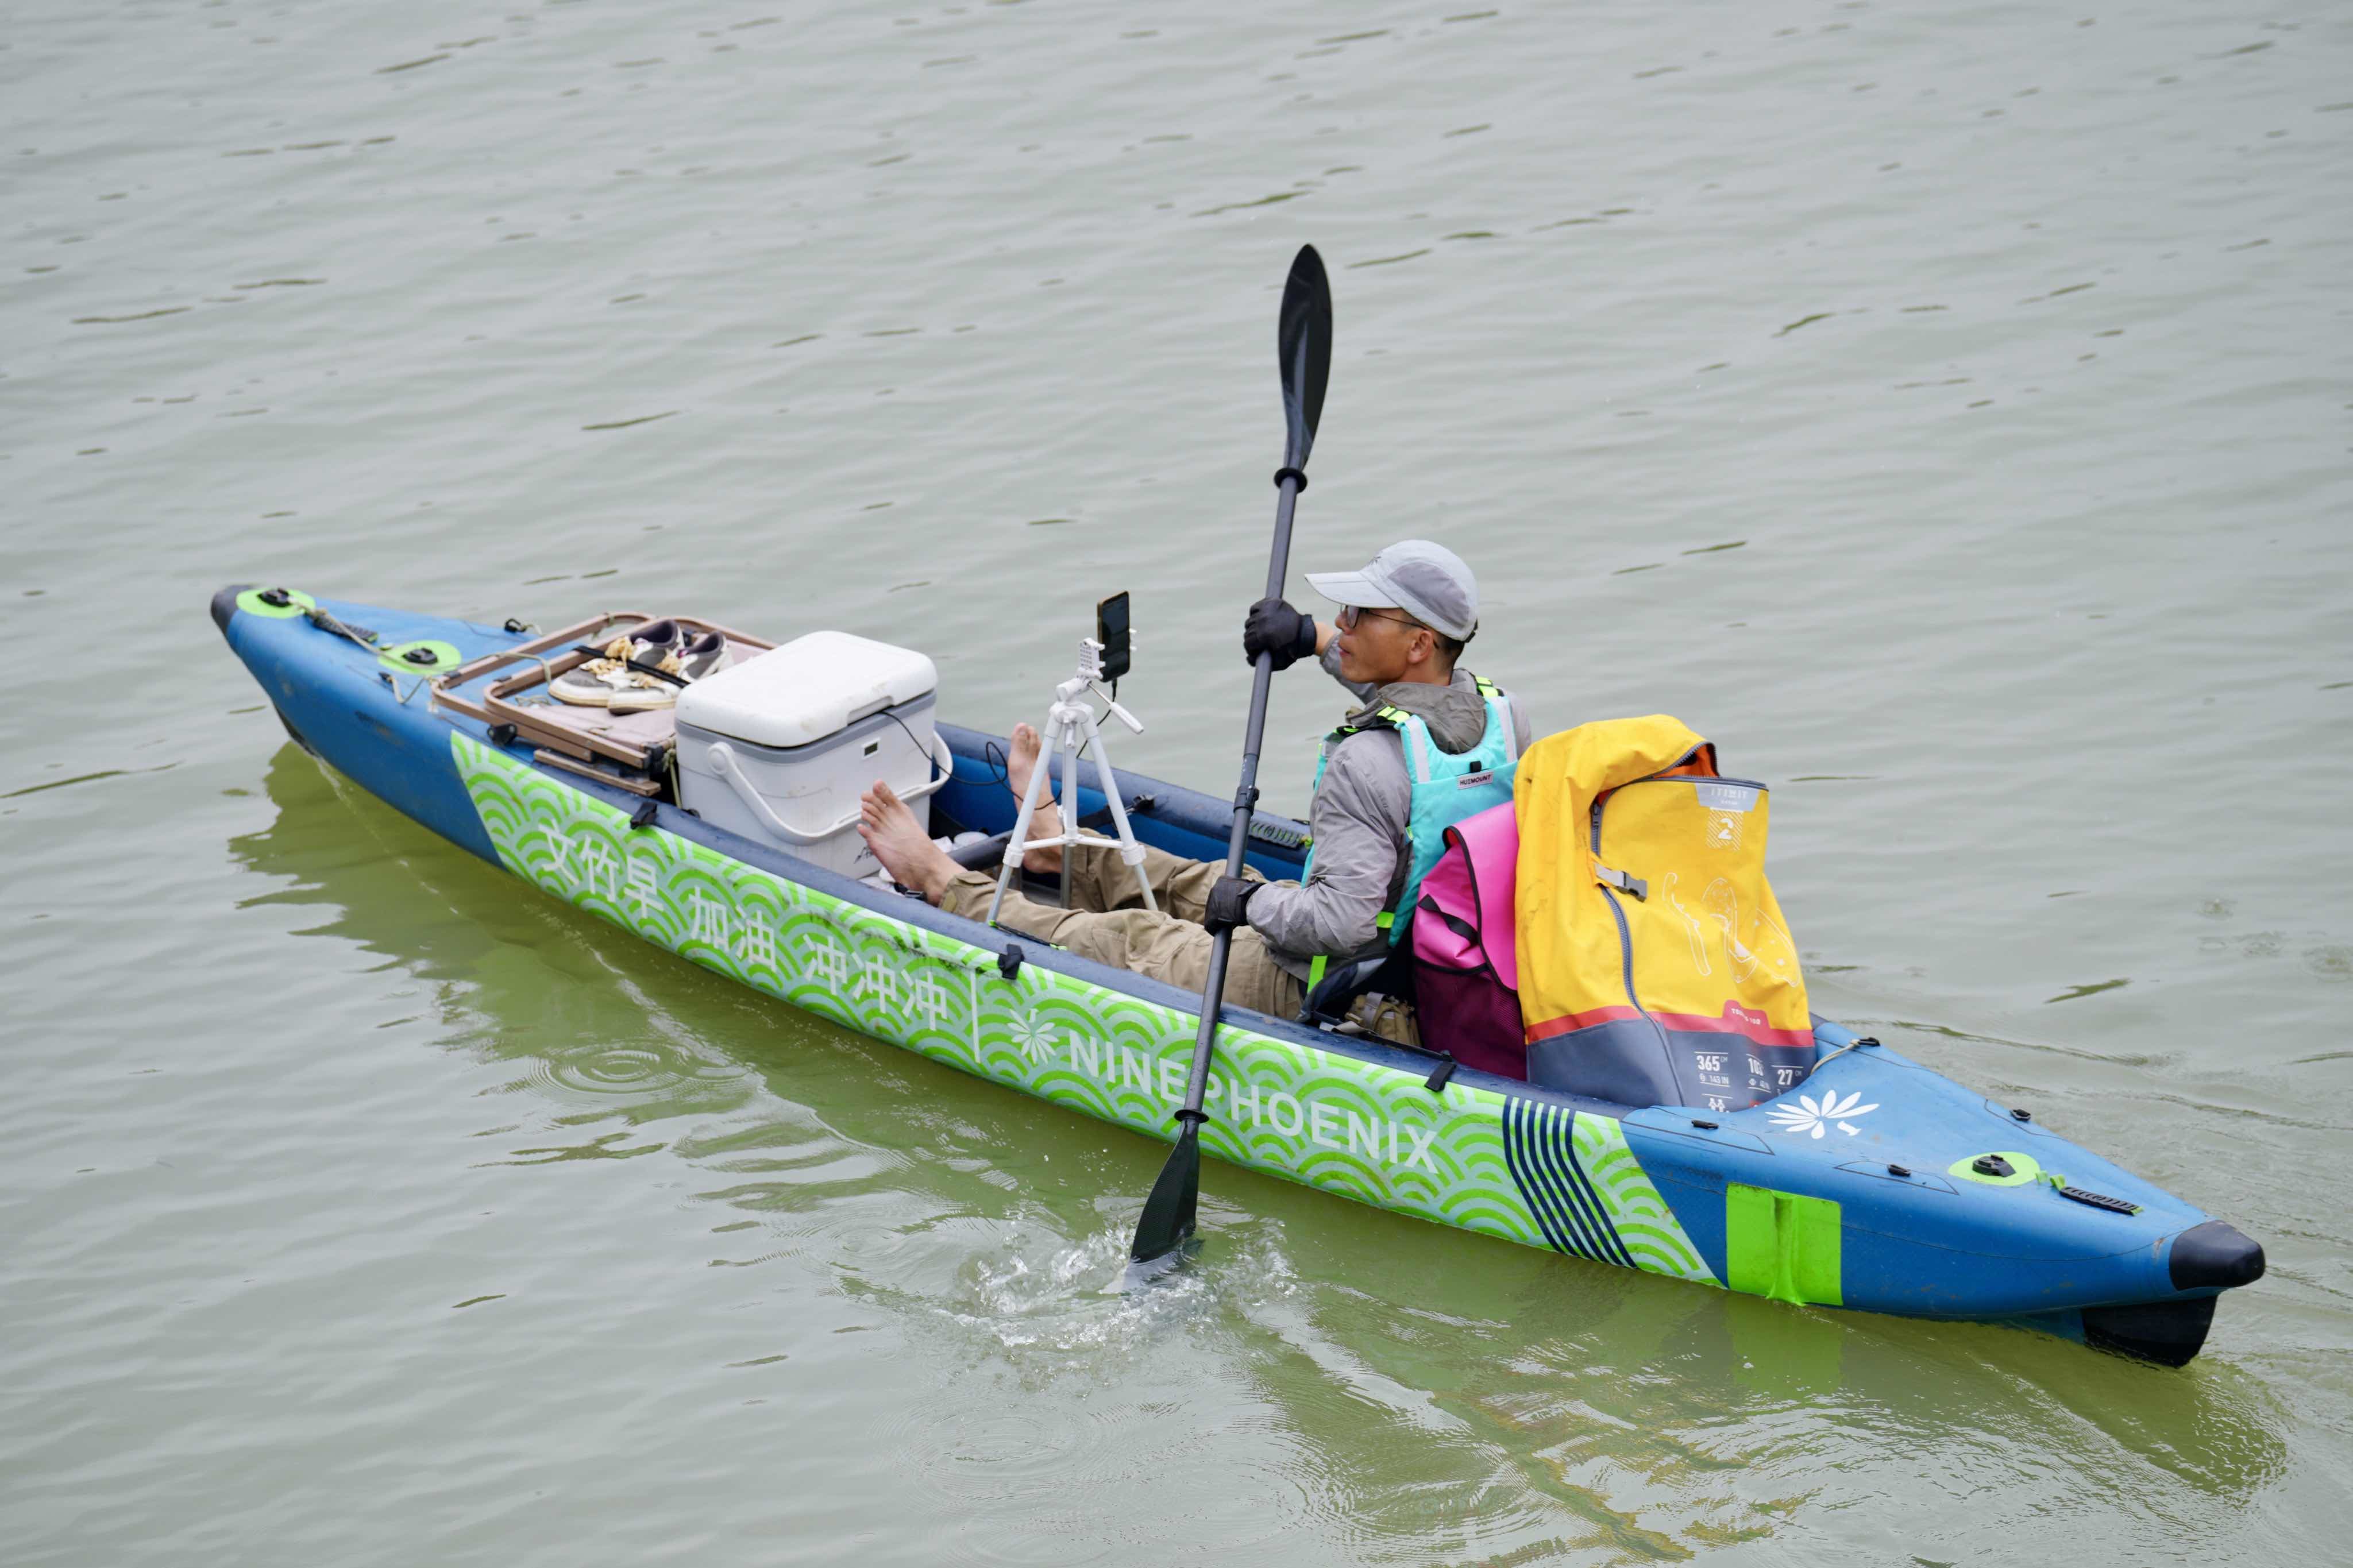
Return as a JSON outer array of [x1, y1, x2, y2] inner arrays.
[[1593, 862, 1648, 901]]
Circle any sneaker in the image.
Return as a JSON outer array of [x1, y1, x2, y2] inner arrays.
[[550, 619, 684, 707], [676, 629, 730, 682], [605, 631, 732, 713], [631, 619, 682, 661]]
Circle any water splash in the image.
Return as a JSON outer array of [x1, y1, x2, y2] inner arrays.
[[932, 1218, 1299, 1357]]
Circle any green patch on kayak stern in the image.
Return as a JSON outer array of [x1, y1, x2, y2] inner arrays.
[[1726, 1184, 1842, 1307]]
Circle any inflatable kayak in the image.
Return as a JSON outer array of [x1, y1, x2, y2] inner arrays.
[[210, 586, 2265, 1365]]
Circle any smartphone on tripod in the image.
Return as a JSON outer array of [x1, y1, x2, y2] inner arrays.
[[1095, 591, 1132, 682]]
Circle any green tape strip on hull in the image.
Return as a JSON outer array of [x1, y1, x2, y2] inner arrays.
[[453, 734, 1714, 1282]]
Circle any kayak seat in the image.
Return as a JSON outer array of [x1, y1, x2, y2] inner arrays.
[[1298, 952, 1386, 1028], [1299, 953, 1483, 1087], [1297, 951, 1411, 1032]]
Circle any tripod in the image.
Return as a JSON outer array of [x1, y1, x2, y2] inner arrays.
[[985, 637, 1155, 924]]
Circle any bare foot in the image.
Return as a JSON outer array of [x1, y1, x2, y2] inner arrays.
[[858, 780, 959, 904], [1004, 721, 1063, 873]]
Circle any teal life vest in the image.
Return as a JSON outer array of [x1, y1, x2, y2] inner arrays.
[[1302, 675, 1519, 986]]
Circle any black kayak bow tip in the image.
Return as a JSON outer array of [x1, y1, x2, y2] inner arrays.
[[1278, 244, 1332, 472]]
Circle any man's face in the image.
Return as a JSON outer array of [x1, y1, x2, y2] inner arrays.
[[1333, 604, 1430, 685]]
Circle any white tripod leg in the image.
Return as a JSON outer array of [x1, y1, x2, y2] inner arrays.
[[1054, 715, 1083, 909], [1078, 706, 1156, 913], [983, 717, 1063, 928]]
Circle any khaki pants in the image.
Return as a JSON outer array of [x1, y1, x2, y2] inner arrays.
[[938, 841, 1306, 1021]]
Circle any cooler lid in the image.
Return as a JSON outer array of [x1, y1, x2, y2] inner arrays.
[[676, 631, 938, 748]]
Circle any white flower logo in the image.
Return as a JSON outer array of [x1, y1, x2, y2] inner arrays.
[[1766, 1089, 1880, 1138], [1009, 1013, 1060, 1064]]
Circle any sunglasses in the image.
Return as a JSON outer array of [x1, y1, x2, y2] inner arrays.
[[1334, 605, 1425, 633]]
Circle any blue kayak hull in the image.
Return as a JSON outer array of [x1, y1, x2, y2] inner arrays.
[[212, 587, 2262, 1365]]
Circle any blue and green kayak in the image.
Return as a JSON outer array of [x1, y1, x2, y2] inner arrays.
[[211, 586, 2265, 1366]]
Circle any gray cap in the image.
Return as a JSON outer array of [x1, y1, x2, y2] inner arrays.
[[1304, 539, 1479, 642]]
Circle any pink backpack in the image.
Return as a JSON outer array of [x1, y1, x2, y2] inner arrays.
[[1411, 801, 1526, 1079]]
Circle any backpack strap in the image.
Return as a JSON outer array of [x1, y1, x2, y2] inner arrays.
[[1415, 892, 1482, 945]]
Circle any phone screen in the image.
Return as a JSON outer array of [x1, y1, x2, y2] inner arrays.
[[1096, 591, 1132, 681]]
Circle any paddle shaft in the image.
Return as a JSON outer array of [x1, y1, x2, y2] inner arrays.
[[1174, 468, 1303, 1119], [1130, 242, 1327, 1268]]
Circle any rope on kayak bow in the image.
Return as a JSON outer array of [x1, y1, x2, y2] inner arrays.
[[303, 605, 381, 649], [1812, 1034, 1881, 1072]]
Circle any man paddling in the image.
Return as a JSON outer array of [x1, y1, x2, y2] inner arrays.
[[857, 539, 1529, 1031]]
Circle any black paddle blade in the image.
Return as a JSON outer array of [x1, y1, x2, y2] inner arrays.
[[1277, 244, 1332, 472], [1129, 1120, 1201, 1264], [1113, 1241, 1197, 1292]]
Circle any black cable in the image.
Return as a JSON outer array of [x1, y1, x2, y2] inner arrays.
[[877, 706, 943, 781], [978, 733, 1060, 849]]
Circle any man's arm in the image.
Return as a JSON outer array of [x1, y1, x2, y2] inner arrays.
[[1241, 733, 1406, 959]]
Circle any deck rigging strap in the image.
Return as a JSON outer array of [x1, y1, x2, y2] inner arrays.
[[305, 606, 380, 648]]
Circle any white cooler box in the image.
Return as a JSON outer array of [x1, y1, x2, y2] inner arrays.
[[674, 631, 948, 879]]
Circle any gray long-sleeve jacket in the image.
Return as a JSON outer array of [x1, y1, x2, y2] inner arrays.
[[1247, 643, 1533, 982]]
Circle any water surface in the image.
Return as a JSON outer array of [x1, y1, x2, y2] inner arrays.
[[6, 1, 2349, 1562]]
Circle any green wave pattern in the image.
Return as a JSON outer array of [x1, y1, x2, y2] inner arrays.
[[1571, 1114, 1716, 1284], [452, 733, 1705, 1272]]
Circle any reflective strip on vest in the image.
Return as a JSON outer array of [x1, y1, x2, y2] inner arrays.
[[1306, 908, 1392, 994]]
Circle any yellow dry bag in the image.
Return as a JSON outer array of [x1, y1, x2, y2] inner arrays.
[[1513, 716, 1814, 1111]]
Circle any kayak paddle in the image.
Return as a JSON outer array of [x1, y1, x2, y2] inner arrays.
[[1128, 244, 1332, 1272]]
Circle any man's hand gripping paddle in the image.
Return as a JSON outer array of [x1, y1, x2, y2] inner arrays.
[[1126, 245, 1332, 1279]]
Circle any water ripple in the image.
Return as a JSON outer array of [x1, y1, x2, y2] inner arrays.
[[8, 0, 2349, 1560]]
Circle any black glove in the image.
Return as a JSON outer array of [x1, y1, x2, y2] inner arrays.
[[1243, 597, 1318, 671], [1203, 874, 1259, 934]]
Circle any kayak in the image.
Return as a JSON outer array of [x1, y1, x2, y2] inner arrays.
[[210, 585, 2265, 1366]]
